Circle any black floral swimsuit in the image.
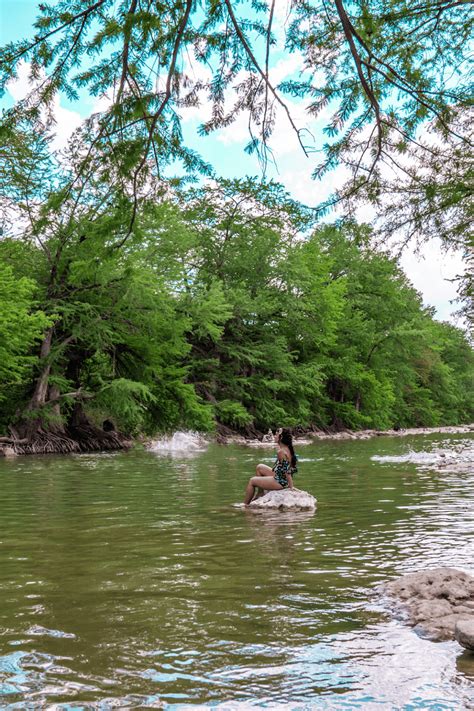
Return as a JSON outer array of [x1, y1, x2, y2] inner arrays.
[[272, 457, 297, 488]]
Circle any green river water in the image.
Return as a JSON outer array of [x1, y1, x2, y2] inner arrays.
[[1, 432, 473, 709]]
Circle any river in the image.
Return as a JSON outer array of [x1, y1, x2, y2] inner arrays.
[[1, 432, 473, 708]]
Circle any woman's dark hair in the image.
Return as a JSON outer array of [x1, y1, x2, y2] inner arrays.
[[279, 428, 297, 467]]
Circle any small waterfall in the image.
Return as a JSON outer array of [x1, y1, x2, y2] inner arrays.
[[148, 431, 207, 456]]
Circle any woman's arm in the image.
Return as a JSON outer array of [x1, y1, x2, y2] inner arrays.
[[286, 473, 294, 489]]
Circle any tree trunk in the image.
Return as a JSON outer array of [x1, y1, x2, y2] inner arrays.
[[12, 327, 54, 441], [7, 330, 131, 455], [47, 383, 67, 433], [28, 327, 53, 411]]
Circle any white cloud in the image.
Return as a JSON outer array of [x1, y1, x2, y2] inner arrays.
[[214, 94, 330, 164], [277, 162, 349, 207], [400, 240, 465, 324], [6, 61, 82, 151], [179, 48, 315, 158], [273, 0, 294, 50], [270, 54, 304, 85], [6, 61, 36, 102]]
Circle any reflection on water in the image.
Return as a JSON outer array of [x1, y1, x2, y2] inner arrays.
[[457, 650, 474, 680], [0, 433, 473, 708]]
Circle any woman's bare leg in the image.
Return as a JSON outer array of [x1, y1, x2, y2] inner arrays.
[[244, 476, 283, 505], [252, 463, 274, 500]]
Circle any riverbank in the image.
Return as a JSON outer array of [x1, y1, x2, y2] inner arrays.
[[0, 431, 133, 457], [219, 423, 474, 447], [2, 423, 473, 457]]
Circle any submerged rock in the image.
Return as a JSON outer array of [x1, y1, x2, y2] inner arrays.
[[248, 487, 316, 511], [382, 568, 474, 642]]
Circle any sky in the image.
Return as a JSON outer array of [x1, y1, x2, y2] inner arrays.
[[0, 0, 467, 327]]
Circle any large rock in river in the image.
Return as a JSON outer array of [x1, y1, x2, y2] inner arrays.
[[383, 568, 474, 642], [248, 488, 316, 511], [455, 619, 474, 651]]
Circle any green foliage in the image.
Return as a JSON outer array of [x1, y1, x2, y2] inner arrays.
[[0, 262, 51, 406], [0, 0, 470, 236], [91, 378, 156, 434], [308, 223, 474, 429], [1, 0, 471, 330], [0, 160, 472, 437], [215, 400, 253, 428], [0, 0, 471, 439]]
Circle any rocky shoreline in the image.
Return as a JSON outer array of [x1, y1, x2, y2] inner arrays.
[[2, 423, 473, 458], [219, 423, 474, 447]]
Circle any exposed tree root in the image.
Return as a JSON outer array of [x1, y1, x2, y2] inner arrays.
[[2, 429, 132, 456]]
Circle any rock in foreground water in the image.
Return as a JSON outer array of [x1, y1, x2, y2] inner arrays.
[[383, 568, 474, 642], [455, 619, 474, 651], [248, 488, 316, 511]]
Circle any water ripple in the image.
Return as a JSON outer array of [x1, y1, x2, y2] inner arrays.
[[0, 433, 473, 707]]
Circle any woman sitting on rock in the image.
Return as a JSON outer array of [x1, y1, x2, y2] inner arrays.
[[244, 428, 298, 505]]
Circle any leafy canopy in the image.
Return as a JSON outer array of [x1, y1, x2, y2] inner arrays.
[[0, 0, 471, 196]]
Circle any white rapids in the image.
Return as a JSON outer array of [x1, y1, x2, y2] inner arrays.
[[148, 431, 208, 456], [371, 438, 474, 474]]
